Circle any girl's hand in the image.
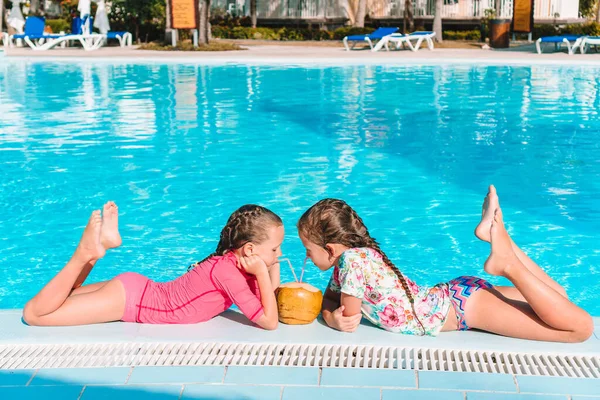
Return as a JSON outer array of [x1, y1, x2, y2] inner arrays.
[[328, 305, 362, 332], [240, 254, 268, 276]]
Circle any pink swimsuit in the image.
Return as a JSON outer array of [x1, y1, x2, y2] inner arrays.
[[114, 252, 264, 324]]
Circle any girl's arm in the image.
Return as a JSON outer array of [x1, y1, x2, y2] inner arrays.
[[321, 287, 362, 332], [341, 293, 362, 316], [268, 262, 280, 290], [321, 287, 340, 322], [240, 255, 278, 330]]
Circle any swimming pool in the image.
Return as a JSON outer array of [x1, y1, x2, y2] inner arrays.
[[0, 60, 598, 314]]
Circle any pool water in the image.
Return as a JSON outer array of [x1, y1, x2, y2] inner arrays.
[[0, 60, 599, 314]]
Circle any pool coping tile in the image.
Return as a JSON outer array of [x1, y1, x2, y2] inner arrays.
[[0, 384, 84, 399], [516, 375, 600, 396], [383, 388, 466, 400], [182, 384, 282, 399], [0, 370, 36, 386], [127, 366, 225, 384], [320, 368, 416, 388], [418, 371, 518, 392], [81, 384, 182, 399], [224, 366, 319, 385], [283, 386, 381, 400], [30, 367, 131, 386]]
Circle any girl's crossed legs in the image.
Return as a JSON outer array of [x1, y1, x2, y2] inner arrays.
[[23, 202, 126, 326], [463, 186, 593, 343]]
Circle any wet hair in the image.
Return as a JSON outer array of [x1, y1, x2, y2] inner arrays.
[[297, 198, 426, 335], [190, 205, 282, 269]]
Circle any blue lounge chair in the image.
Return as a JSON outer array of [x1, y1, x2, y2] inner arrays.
[[343, 27, 399, 51], [106, 31, 133, 47], [75, 16, 132, 47], [10, 16, 65, 49], [535, 35, 583, 55], [72, 16, 93, 35], [24, 15, 105, 51]]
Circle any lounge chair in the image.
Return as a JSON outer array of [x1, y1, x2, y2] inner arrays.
[[9, 16, 66, 49], [579, 36, 600, 53], [342, 27, 399, 51], [372, 31, 437, 52], [72, 16, 93, 35], [75, 16, 132, 47], [106, 31, 133, 47], [535, 35, 583, 55], [30, 16, 105, 51]]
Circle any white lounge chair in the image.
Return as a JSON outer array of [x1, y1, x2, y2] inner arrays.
[[579, 36, 600, 54], [32, 33, 105, 51], [535, 35, 584, 55], [1, 32, 9, 48], [106, 31, 133, 47], [372, 31, 436, 52]]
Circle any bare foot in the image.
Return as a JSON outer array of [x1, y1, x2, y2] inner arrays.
[[74, 211, 105, 263], [101, 201, 122, 250], [483, 208, 520, 277], [475, 185, 500, 243]]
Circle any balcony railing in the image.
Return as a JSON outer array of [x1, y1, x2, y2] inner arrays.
[[212, 0, 569, 20], [369, 0, 512, 19]]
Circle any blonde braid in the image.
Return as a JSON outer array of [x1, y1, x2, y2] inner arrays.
[[189, 205, 282, 271]]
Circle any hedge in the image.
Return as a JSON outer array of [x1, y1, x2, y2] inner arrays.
[[443, 30, 481, 41], [45, 19, 71, 34], [531, 22, 600, 40], [211, 26, 376, 41]]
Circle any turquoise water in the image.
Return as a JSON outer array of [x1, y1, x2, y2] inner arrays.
[[0, 60, 599, 314]]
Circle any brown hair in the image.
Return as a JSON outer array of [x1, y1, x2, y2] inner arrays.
[[191, 205, 282, 269], [297, 198, 426, 335]]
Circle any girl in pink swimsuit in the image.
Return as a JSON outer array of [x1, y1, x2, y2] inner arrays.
[[22, 203, 282, 330]]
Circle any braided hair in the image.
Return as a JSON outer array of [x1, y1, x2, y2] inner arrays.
[[189, 205, 282, 270], [297, 198, 427, 335]]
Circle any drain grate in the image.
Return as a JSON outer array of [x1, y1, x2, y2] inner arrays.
[[0, 342, 599, 378]]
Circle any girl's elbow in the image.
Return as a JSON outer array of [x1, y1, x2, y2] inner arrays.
[[255, 314, 278, 330], [266, 320, 279, 330], [261, 319, 278, 330], [22, 302, 39, 326]]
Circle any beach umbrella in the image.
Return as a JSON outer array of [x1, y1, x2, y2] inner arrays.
[[7, 0, 25, 33], [93, 0, 110, 34], [78, 0, 91, 17]]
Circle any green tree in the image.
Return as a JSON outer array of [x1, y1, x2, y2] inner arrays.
[[580, 0, 597, 18], [111, 0, 165, 43]]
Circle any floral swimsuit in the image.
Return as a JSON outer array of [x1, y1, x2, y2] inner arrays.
[[328, 247, 493, 336]]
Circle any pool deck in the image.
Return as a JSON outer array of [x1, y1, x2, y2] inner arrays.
[[3, 43, 600, 66], [0, 309, 599, 399]]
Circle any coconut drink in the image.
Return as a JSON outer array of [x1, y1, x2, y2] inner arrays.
[[276, 258, 323, 325]]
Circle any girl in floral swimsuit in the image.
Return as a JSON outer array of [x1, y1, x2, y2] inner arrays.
[[297, 186, 593, 342]]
